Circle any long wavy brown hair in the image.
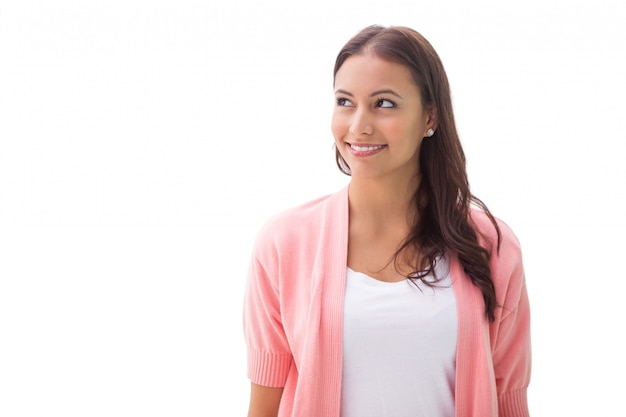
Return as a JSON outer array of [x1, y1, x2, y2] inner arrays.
[[334, 25, 501, 321]]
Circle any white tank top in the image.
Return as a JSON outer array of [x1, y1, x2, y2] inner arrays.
[[341, 257, 457, 417]]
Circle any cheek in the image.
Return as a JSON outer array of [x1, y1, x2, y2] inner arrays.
[[389, 118, 424, 143], [379, 119, 414, 143]]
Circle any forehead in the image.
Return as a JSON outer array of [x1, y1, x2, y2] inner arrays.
[[334, 53, 417, 92]]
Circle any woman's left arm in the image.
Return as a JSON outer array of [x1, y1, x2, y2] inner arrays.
[[489, 223, 532, 416]]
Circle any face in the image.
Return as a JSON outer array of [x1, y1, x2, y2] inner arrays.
[[331, 53, 435, 181]]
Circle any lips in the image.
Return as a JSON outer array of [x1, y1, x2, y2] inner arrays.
[[350, 144, 385, 151], [347, 142, 387, 157]]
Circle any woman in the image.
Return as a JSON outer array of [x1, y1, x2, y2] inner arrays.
[[244, 25, 531, 417]]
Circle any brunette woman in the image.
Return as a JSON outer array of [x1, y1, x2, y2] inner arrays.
[[244, 24, 531, 417]]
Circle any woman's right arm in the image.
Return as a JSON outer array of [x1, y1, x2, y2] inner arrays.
[[247, 383, 284, 417]]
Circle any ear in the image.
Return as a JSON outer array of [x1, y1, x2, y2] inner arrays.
[[425, 106, 438, 131]]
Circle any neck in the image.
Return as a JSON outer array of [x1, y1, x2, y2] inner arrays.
[[348, 174, 419, 229]]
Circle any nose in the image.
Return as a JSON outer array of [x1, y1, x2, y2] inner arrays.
[[349, 108, 374, 136]]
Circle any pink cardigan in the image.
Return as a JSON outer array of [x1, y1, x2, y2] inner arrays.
[[243, 186, 531, 416]]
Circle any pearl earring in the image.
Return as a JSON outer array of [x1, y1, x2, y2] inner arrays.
[[426, 128, 435, 137]]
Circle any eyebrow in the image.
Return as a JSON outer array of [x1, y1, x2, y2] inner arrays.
[[334, 88, 404, 99]]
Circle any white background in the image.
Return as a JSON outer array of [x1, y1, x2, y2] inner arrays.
[[1, 0, 625, 415]]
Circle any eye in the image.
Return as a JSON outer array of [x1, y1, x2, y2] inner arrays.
[[336, 97, 353, 107], [376, 98, 396, 108]]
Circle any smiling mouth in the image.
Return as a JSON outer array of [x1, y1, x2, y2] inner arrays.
[[349, 143, 386, 152], [347, 143, 387, 157]]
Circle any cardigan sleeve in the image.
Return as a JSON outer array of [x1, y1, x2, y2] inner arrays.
[[243, 225, 293, 388], [488, 220, 532, 417]]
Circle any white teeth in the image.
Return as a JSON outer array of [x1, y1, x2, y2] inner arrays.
[[350, 144, 385, 152]]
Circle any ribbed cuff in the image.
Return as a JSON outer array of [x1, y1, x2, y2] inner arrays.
[[498, 389, 529, 417], [247, 347, 292, 387]]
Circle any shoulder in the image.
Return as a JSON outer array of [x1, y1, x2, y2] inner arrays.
[[265, 193, 333, 229], [259, 193, 333, 237], [469, 207, 521, 256], [252, 187, 347, 255]]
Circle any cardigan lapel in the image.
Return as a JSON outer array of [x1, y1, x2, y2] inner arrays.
[[451, 252, 497, 417], [322, 186, 349, 416], [302, 186, 349, 416]]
